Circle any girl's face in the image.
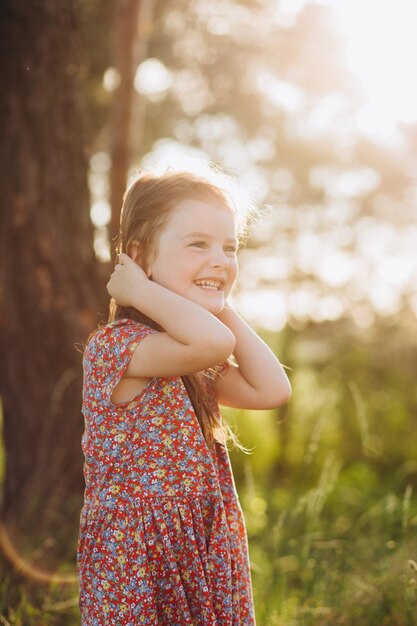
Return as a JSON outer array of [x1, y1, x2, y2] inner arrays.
[[145, 198, 238, 315]]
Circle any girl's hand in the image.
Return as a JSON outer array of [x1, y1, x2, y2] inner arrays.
[[106, 253, 149, 307]]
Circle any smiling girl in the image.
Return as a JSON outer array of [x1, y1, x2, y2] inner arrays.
[[77, 169, 291, 625]]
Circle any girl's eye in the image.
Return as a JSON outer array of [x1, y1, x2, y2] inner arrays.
[[189, 241, 238, 253]]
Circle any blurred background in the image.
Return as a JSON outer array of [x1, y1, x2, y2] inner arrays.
[[1, 0, 416, 624]]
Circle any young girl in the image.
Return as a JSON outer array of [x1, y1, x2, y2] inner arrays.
[[77, 169, 291, 625]]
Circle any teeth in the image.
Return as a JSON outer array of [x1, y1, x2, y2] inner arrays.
[[195, 280, 221, 290]]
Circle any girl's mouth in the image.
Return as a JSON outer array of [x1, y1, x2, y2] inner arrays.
[[194, 279, 223, 292]]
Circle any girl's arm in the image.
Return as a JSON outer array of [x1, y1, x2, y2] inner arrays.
[[214, 304, 291, 409], [107, 254, 235, 377]]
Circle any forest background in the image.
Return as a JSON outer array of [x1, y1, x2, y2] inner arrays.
[[0, 1, 417, 624]]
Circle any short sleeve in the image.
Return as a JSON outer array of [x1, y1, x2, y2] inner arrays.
[[83, 319, 158, 406]]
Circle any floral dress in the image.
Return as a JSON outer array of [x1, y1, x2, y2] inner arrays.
[[77, 318, 256, 625]]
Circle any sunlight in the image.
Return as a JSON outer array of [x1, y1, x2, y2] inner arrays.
[[140, 138, 210, 173], [89, 152, 112, 262], [236, 289, 288, 331], [256, 71, 305, 112], [134, 58, 172, 101], [90, 199, 111, 227], [103, 67, 120, 93], [140, 138, 258, 223], [314, 0, 417, 140]]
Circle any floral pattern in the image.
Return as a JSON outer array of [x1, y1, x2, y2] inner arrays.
[[77, 318, 256, 625]]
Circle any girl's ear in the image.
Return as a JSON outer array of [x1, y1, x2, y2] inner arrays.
[[128, 240, 152, 277], [127, 239, 142, 263]]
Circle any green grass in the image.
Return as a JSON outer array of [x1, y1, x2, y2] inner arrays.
[[244, 470, 417, 625], [0, 576, 80, 625]]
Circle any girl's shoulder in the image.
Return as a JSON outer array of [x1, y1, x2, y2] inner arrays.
[[84, 318, 156, 359], [97, 317, 152, 335]]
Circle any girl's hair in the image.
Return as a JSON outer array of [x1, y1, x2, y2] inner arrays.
[[108, 168, 252, 453]]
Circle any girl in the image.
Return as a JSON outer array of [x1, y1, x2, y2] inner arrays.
[[77, 169, 291, 625]]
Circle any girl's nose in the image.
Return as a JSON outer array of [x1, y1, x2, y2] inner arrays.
[[210, 248, 229, 268]]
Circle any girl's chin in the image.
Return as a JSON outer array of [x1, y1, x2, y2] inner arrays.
[[197, 299, 224, 314], [174, 285, 227, 313], [193, 293, 225, 313], [205, 303, 224, 314]]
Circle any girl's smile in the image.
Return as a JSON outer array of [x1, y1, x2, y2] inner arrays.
[[145, 198, 238, 314]]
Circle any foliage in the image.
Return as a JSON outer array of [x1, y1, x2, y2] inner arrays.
[[226, 315, 417, 625]]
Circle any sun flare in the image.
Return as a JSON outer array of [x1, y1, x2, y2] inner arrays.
[[315, 0, 417, 139]]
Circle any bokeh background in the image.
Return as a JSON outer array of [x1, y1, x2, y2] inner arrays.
[[1, 0, 417, 624]]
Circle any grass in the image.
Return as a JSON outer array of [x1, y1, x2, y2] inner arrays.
[[2, 472, 416, 625], [246, 476, 417, 625], [0, 579, 79, 625]]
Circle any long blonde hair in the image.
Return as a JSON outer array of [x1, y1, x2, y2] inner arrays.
[[109, 169, 250, 452]]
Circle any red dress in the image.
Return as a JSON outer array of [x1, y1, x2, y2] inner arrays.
[[77, 318, 256, 625]]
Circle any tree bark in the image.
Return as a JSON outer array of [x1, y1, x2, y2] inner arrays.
[[109, 0, 142, 252], [0, 0, 102, 550]]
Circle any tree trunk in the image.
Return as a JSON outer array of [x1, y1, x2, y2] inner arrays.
[[0, 0, 102, 553], [109, 0, 142, 252]]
